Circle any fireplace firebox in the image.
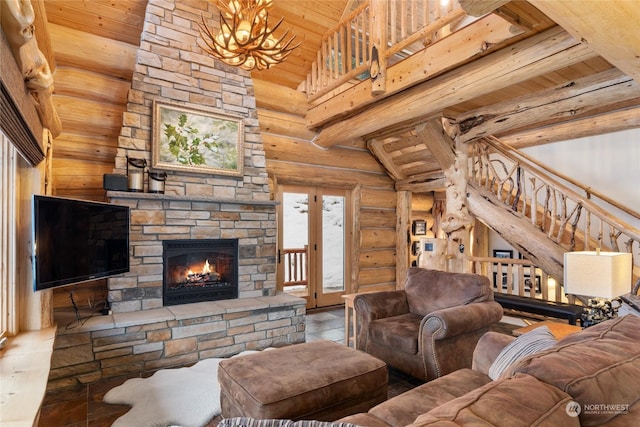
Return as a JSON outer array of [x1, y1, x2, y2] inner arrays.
[[162, 239, 238, 306]]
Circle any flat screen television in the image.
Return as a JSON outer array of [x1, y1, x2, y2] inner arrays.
[[33, 195, 130, 291]]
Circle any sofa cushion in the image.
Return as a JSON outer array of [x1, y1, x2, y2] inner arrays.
[[488, 325, 557, 380], [369, 313, 421, 354], [367, 368, 492, 427], [406, 374, 580, 427], [404, 269, 492, 316], [504, 315, 640, 425]]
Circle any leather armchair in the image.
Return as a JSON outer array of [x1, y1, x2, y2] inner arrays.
[[354, 268, 504, 382]]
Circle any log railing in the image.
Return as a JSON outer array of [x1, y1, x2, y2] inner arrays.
[[470, 256, 564, 303], [468, 136, 640, 279], [282, 246, 308, 288], [305, 0, 463, 101]]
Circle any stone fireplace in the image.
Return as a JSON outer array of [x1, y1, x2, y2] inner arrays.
[[104, 0, 279, 313], [162, 238, 238, 306], [47, 0, 305, 391]]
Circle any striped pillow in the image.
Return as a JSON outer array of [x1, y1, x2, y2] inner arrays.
[[218, 418, 361, 427], [488, 325, 557, 380]]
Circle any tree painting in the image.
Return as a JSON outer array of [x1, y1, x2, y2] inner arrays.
[[153, 102, 243, 176]]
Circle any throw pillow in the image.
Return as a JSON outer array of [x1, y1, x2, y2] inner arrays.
[[218, 418, 361, 427], [488, 325, 557, 380]]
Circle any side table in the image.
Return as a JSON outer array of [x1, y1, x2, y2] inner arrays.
[[513, 320, 582, 340], [342, 293, 358, 348]]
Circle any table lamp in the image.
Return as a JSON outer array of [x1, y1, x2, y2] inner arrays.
[[564, 250, 632, 327]]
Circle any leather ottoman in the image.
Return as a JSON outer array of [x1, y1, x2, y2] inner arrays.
[[218, 340, 388, 421]]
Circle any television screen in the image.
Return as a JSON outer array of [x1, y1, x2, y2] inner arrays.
[[33, 195, 130, 291]]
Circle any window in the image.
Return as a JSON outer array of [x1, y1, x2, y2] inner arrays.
[[0, 130, 18, 335]]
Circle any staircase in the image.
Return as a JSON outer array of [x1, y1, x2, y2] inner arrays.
[[466, 136, 640, 302]]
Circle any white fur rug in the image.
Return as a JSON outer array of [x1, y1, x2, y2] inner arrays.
[[104, 350, 261, 427]]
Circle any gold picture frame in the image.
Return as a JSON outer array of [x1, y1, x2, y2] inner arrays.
[[152, 101, 244, 177]]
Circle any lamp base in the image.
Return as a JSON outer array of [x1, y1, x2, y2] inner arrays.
[[580, 298, 621, 328]]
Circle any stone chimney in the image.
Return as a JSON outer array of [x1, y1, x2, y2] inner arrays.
[[107, 0, 277, 313]]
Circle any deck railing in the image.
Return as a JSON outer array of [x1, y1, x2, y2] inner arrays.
[[282, 246, 308, 288], [305, 0, 463, 101]]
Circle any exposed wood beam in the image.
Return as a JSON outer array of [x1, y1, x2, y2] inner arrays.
[[448, 69, 639, 143], [306, 13, 523, 129], [467, 183, 565, 281], [257, 110, 316, 141], [414, 120, 455, 170], [261, 134, 386, 174], [396, 179, 447, 193], [312, 27, 596, 148], [529, 0, 640, 84], [367, 139, 407, 180], [459, 0, 510, 16], [500, 106, 640, 149], [253, 79, 309, 115]]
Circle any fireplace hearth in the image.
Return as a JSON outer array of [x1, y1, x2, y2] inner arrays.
[[163, 239, 238, 306]]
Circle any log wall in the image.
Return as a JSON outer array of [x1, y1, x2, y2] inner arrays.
[[255, 79, 398, 295]]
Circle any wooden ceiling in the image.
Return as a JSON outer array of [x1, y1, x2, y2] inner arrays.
[[36, 0, 640, 198]]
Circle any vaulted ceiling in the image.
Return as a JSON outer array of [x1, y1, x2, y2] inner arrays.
[[34, 0, 640, 197]]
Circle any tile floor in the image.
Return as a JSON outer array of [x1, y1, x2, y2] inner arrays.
[[37, 306, 514, 426]]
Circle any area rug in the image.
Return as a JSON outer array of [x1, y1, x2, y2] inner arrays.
[[103, 350, 261, 427]]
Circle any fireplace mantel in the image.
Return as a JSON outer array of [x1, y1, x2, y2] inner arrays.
[[107, 191, 279, 207]]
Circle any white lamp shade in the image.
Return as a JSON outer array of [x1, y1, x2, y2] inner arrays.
[[564, 251, 632, 298]]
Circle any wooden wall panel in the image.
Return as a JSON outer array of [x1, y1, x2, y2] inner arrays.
[[361, 187, 397, 209], [53, 67, 130, 105], [53, 133, 118, 163], [360, 228, 397, 250], [359, 267, 396, 286], [258, 89, 399, 294], [53, 96, 123, 138], [360, 209, 396, 228], [359, 249, 397, 268], [52, 158, 111, 198]]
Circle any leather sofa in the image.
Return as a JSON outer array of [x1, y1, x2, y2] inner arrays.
[[355, 268, 504, 381], [339, 314, 640, 426]]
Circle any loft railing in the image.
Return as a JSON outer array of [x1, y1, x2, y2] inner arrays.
[[468, 136, 640, 283], [305, 0, 463, 101]]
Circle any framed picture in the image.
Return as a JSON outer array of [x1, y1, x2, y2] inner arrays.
[[152, 101, 244, 177], [493, 272, 509, 290], [412, 219, 427, 236], [493, 249, 513, 260], [524, 274, 542, 293]]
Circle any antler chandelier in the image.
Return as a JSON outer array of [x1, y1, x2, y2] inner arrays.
[[199, 0, 299, 71]]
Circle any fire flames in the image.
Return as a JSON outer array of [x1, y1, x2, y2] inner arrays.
[[185, 259, 220, 285]]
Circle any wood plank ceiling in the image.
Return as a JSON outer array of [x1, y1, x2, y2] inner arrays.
[[38, 0, 639, 199]]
